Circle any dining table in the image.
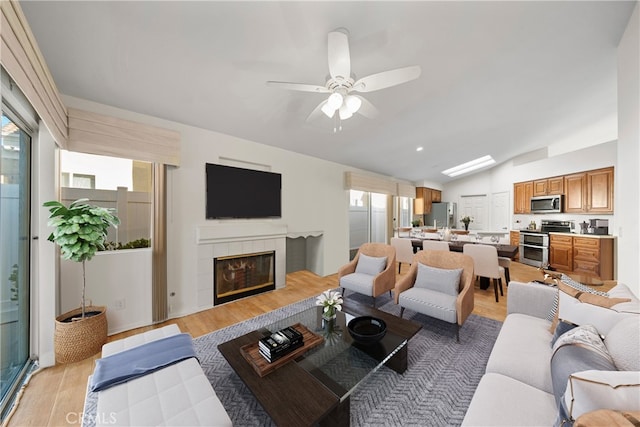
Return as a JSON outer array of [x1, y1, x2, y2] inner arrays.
[[410, 239, 519, 259], [410, 238, 519, 291]]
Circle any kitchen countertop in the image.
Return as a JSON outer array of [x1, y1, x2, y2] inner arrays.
[[548, 232, 615, 239], [510, 230, 615, 239]]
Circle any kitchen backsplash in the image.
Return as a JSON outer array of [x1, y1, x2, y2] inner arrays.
[[513, 213, 615, 235]]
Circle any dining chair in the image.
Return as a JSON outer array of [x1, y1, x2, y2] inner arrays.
[[498, 256, 512, 284], [462, 244, 505, 302], [421, 240, 451, 251], [390, 237, 415, 273]]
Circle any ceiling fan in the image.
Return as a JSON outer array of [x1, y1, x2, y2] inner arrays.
[[267, 29, 421, 131]]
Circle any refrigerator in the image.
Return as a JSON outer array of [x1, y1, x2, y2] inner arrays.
[[424, 202, 457, 229]]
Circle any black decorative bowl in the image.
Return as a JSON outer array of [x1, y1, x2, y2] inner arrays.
[[347, 316, 387, 345]]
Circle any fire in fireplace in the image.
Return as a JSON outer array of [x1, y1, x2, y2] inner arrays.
[[214, 251, 275, 305]]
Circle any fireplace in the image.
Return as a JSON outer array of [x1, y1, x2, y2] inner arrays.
[[214, 251, 275, 305]]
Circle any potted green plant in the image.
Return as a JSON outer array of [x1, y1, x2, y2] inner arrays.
[[460, 215, 473, 231], [44, 198, 120, 363]]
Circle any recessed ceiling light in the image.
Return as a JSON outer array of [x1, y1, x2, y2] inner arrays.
[[416, 147, 424, 152], [441, 155, 496, 177]]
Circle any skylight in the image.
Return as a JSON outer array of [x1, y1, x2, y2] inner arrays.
[[441, 155, 496, 177]]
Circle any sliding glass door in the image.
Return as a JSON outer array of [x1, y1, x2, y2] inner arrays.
[[348, 190, 389, 258], [0, 110, 31, 417]]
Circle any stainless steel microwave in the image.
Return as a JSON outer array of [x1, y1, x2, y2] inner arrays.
[[530, 195, 563, 213]]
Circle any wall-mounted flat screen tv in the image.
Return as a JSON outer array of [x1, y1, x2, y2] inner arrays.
[[206, 163, 282, 219]]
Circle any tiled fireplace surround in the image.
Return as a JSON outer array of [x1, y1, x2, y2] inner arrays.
[[196, 223, 287, 309]]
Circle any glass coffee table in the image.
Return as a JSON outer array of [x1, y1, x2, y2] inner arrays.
[[218, 299, 421, 426]]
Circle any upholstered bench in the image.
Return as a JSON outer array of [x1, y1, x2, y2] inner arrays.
[[91, 324, 232, 426]]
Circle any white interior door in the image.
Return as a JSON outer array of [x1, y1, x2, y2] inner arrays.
[[460, 195, 488, 230], [491, 192, 510, 232]]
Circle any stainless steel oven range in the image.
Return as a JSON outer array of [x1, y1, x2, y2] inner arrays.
[[519, 220, 572, 268]]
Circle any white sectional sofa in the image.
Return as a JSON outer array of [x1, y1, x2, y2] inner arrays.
[[462, 281, 640, 426], [89, 324, 232, 427]]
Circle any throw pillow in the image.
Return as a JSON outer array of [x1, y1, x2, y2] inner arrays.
[[546, 274, 610, 324], [557, 281, 630, 308], [355, 254, 387, 276], [550, 319, 578, 347], [575, 409, 640, 427], [550, 326, 617, 427], [564, 370, 640, 422], [552, 324, 612, 363], [604, 316, 640, 371], [558, 290, 635, 336], [414, 263, 463, 296], [548, 277, 632, 335]]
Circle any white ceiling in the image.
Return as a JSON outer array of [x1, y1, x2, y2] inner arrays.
[[20, 1, 636, 184]]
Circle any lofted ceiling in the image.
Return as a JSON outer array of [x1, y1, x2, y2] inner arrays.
[[20, 1, 636, 184]]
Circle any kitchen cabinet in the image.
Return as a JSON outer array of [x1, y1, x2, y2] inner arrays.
[[414, 187, 441, 215], [586, 168, 614, 213], [548, 234, 614, 280], [549, 234, 573, 272], [533, 177, 564, 196], [513, 181, 533, 214], [564, 167, 614, 214], [573, 236, 614, 280], [509, 231, 520, 261], [564, 173, 586, 213]]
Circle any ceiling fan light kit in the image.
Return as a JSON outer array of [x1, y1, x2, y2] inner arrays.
[[267, 29, 421, 130]]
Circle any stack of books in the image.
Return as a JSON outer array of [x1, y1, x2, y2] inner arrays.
[[258, 326, 304, 363]]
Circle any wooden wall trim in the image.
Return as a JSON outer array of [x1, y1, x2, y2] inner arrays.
[[397, 182, 417, 198], [345, 171, 415, 197], [0, 0, 67, 146], [67, 108, 181, 166]]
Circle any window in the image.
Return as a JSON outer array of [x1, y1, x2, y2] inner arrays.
[[60, 150, 152, 246]]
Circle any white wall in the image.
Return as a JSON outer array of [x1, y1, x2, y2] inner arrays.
[[60, 249, 152, 335], [60, 95, 385, 318], [33, 122, 58, 367], [617, 4, 639, 296]]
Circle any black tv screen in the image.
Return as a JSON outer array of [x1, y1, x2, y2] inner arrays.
[[206, 163, 282, 219]]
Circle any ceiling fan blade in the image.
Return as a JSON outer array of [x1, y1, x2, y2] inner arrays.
[[327, 30, 351, 80], [355, 96, 379, 119], [267, 81, 329, 93], [306, 100, 328, 122], [352, 65, 422, 93]]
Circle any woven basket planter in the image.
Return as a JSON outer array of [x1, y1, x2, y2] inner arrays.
[[54, 306, 108, 364]]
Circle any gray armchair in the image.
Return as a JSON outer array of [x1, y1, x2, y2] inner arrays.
[[338, 242, 396, 307], [394, 250, 474, 341]]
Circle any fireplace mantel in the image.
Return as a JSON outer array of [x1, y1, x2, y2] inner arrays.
[[196, 223, 287, 308], [196, 223, 288, 245]]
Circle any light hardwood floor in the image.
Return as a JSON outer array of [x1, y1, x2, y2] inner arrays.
[[7, 261, 546, 426]]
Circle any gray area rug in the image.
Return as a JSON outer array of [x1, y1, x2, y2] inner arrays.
[[83, 291, 502, 426]]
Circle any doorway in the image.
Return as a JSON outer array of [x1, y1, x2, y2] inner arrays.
[[348, 190, 389, 259]]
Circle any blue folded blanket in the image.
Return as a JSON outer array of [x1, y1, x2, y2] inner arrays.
[[90, 333, 197, 392]]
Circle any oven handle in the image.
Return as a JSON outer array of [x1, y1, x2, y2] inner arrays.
[[520, 244, 549, 249]]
